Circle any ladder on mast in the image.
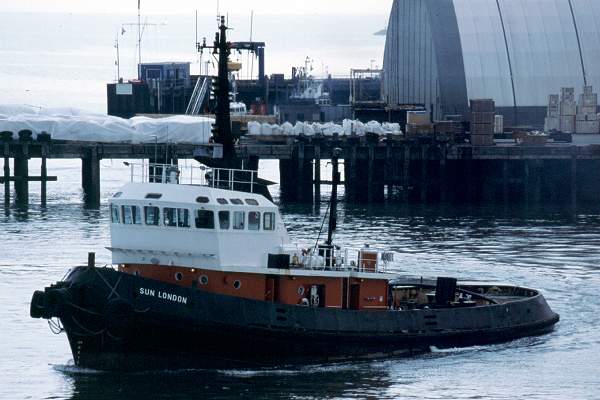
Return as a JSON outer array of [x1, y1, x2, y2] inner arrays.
[[185, 76, 210, 115]]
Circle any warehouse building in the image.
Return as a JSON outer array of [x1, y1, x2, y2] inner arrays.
[[382, 0, 600, 127]]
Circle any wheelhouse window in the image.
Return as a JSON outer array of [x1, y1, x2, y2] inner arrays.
[[178, 209, 190, 228], [196, 196, 210, 204], [110, 204, 120, 223], [219, 211, 230, 230], [248, 212, 260, 231], [145, 193, 162, 199], [264, 212, 275, 231], [245, 199, 259, 206], [230, 199, 243, 205], [233, 211, 245, 230], [195, 210, 215, 229], [217, 198, 228, 205], [163, 208, 178, 227], [122, 205, 142, 225], [144, 206, 160, 226]]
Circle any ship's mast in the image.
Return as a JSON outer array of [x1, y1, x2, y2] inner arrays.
[[214, 16, 234, 160], [326, 148, 342, 246], [197, 16, 236, 165]]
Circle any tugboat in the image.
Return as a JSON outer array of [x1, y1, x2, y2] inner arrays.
[[29, 18, 559, 371], [29, 156, 559, 370]]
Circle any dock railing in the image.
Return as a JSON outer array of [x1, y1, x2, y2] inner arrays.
[[126, 161, 257, 192]]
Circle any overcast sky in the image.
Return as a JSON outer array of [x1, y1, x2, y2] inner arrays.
[[2, 0, 393, 15]]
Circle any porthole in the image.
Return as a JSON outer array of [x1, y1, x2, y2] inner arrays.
[[175, 272, 183, 281], [199, 275, 209, 285], [233, 280, 242, 290], [297, 286, 305, 296]]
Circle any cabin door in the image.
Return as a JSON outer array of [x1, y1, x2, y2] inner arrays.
[[266, 276, 278, 302], [349, 284, 360, 310], [342, 278, 349, 309]]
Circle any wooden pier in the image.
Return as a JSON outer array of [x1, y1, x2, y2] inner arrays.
[[2, 129, 600, 208], [238, 135, 600, 206], [1, 130, 198, 207]]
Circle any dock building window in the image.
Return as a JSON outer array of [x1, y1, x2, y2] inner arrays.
[[248, 212, 261, 231], [111, 205, 120, 224], [264, 212, 275, 231], [144, 206, 160, 226], [122, 205, 142, 225], [219, 211, 230, 230], [233, 211, 245, 230], [195, 210, 215, 229]]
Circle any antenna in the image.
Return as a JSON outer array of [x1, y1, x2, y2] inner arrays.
[[196, 10, 201, 75], [122, 3, 164, 77], [138, 0, 142, 68], [114, 32, 121, 81], [249, 10, 254, 80]]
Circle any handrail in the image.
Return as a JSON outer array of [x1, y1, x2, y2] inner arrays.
[[126, 161, 257, 193], [281, 244, 394, 274]]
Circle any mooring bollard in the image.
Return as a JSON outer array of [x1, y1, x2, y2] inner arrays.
[[88, 252, 96, 268]]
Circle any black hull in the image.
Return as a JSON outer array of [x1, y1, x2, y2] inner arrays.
[[31, 267, 559, 371]]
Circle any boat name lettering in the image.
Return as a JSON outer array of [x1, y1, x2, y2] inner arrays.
[[139, 288, 188, 305]]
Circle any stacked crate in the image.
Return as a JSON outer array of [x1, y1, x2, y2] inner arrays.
[[544, 94, 560, 131], [559, 87, 576, 133], [470, 99, 495, 146], [576, 85, 599, 134], [434, 120, 464, 142], [405, 111, 434, 139]]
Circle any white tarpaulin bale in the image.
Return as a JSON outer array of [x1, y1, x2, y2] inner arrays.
[[303, 123, 315, 136], [247, 121, 261, 136], [365, 121, 384, 134], [281, 122, 294, 135], [260, 123, 273, 136], [293, 122, 304, 135], [0, 104, 214, 144], [382, 122, 401, 133]]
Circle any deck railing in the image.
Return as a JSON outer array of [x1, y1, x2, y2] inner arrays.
[[126, 161, 257, 192], [280, 244, 395, 274]]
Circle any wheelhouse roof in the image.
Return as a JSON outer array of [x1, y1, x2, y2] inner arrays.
[[110, 183, 275, 208]]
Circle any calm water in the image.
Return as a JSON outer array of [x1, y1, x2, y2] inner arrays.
[[1, 10, 599, 400], [0, 159, 599, 399]]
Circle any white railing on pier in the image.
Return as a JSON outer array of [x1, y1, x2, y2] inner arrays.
[[126, 161, 257, 193]]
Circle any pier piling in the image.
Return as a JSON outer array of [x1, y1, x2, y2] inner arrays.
[[14, 156, 29, 206], [82, 148, 100, 207], [314, 140, 321, 204], [3, 142, 9, 206]]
